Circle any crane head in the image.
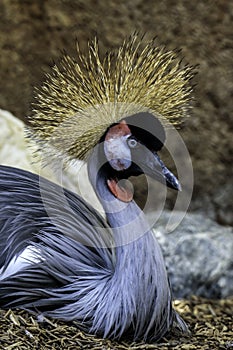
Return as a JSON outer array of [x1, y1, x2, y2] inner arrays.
[[103, 112, 181, 202], [28, 34, 194, 166]]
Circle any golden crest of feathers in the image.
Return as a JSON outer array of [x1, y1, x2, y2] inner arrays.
[[29, 33, 194, 161]]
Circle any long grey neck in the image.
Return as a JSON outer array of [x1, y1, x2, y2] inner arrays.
[[87, 145, 150, 246], [87, 145, 173, 338]]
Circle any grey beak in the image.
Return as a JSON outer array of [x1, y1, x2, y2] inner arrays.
[[158, 156, 181, 191], [135, 149, 181, 191]]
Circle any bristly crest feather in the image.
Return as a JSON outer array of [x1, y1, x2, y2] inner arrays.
[[28, 33, 195, 162]]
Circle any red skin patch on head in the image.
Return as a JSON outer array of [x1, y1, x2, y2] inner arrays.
[[105, 120, 131, 141], [107, 178, 133, 202]]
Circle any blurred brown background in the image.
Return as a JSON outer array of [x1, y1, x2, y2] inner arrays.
[[0, 0, 232, 225]]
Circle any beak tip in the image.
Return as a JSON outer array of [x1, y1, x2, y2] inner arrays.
[[164, 170, 181, 191], [171, 179, 182, 191], [173, 177, 182, 191]]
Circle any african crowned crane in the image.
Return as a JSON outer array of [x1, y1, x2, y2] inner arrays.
[[0, 34, 194, 342]]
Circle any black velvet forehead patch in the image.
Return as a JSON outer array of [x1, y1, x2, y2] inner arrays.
[[124, 112, 166, 151]]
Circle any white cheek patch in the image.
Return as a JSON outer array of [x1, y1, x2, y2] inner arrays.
[[104, 135, 132, 171]]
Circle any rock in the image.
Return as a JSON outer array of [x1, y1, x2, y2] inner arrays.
[[0, 109, 103, 213], [151, 211, 233, 298], [0, 109, 34, 172]]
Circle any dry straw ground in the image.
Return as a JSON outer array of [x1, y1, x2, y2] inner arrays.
[[0, 296, 232, 350]]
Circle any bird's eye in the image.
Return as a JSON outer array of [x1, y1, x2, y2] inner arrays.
[[127, 137, 138, 148]]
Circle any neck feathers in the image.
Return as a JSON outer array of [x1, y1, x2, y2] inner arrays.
[[87, 147, 174, 340]]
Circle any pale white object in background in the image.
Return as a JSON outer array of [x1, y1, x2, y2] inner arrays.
[[0, 109, 103, 213]]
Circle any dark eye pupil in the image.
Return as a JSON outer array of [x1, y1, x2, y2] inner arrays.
[[128, 138, 137, 148]]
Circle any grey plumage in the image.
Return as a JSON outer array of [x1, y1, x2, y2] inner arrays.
[[0, 135, 187, 341], [0, 34, 193, 342]]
